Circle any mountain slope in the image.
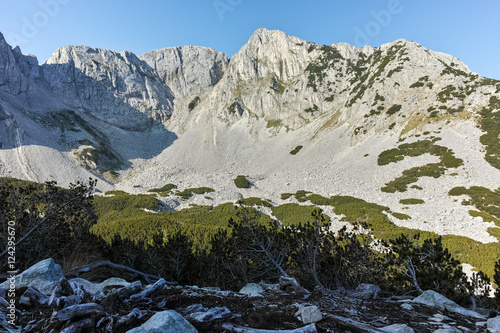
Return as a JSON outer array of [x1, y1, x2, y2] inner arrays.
[[1, 28, 500, 247]]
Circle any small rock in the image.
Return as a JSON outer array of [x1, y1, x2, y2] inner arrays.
[[381, 323, 414, 333], [295, 305, 323, 324], [400, 303, 413, 311], [488, 316, 500, 333], [411, 290, 485, 319], [186, 306, 232, 322], [348, 283, 381, 300], [239, 283, 265, 297], [126, 310, 197, 333]]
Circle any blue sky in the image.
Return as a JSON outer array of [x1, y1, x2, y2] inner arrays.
[[0, 0, 499, 79]]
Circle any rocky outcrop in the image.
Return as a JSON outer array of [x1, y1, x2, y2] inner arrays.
[[0, 32, 38, 95], [139, 46, 228, 99], [41, 45, 174, 131], [1, 258, 494, 333]]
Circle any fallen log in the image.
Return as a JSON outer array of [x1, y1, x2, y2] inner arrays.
[[327, 314, 394, 333], [64, 260, 173, 285], [221, 323, 317, 333]]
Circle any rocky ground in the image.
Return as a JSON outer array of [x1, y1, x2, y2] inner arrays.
[[2, 258, 500, 332]]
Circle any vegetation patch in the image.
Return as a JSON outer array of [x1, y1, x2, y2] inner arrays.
[[175, 187, 215, 200], [237, 197, 273, 208], [188, 96, 200, 111], [266, 119, 282, 129], [290, 145, 303, 155], [449, 186, 500, 225], [379, 140, 463, 193], [479, 96, 500, 170], [400, 198, 425, 205], [392, 212, 411, 220], [410, 81, 424, 88], [387, 104, 402, 116], [271, 203, 329, 227], [305, 104, 319, 113], [305, 45, 344, 91], [148, 183, 178, 196], [234, 175, 251, 189]]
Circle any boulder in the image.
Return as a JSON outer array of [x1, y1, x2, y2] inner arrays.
[[69, 277, 132, 299], [411, 290, 485, 319], [295, 305, 323, 324], [0, 258, 64, 295], [381, 323, 415, 333], [279, 276, 309, 293], [488, 316, 500, 333], [239, 283, 265, 297], [126, 310, 198, 333], [348, 284, 381, 300], [130, 278, 166, 300]]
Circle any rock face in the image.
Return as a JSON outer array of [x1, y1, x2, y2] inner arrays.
[[0, 32, 38, 95], [41, 45, 174, 131], [138, 46, 228, 99]]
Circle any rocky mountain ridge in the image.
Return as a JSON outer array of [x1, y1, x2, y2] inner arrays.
[[1, 28, 500, 247]]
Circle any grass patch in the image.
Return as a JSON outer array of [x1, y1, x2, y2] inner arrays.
[[392, 212, 411, 220], [148, 183, 178, 196], [479, 96, 500, 170], [449, 186, 500, 225], [234, 175, 251, 189], [379, 140, 463, 192], [400, 198, 425, 205], [175, 187, 215, 200], [271, 203, 329, 227], [387, 104, 402, 116], [237, 197, 273, 208], [290, 145, 303, 155]]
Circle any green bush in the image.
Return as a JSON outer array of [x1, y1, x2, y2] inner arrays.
[[387, 104, 402, 115], [400, 198, 425, 205], [234, 175, 251, 189], [175, 187, 215, 200], [290, 145, 303, 155], [237, 197, 272, 207], [148, 183, 178, 196]]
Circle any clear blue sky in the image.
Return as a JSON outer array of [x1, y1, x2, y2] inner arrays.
[[0, 0, 499, 79]]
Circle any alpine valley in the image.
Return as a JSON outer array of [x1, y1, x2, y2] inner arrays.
[[1, 28, 500, 276]]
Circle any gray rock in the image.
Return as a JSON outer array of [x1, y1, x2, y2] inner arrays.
[[56, 302, 104, 321], [0, 258, 64, 295], [411, 290, 485, 319], [139, 46, 228, 99], [239, 283, 265, 297], [69, 277, 132, 299], [381, 323, 414, 333], [348, 283, 381, 300], [19, 287, 49, 306], [295, 305, 323, 324], [488, 316, 500, 333], [42, 45, 173, 131], [126, 310, 197, 333], [130, 278, 166, 300], [185, 306, 232, 323]]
